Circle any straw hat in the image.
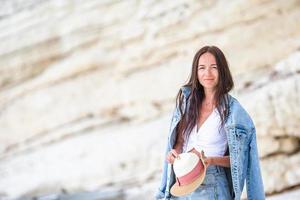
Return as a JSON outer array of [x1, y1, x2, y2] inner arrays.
[[170, 152, 207, 197]]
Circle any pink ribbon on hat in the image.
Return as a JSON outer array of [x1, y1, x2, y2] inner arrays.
[[176, 160, 203, 186]]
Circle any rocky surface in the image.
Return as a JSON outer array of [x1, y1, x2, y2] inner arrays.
[[0, 0, 300, 199]]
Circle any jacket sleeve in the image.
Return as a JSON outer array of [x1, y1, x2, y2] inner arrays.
[[246, 127, 265, 200], [155, 138, 171, 199], [156, 92, 189, 199], [155, 106, 177, 199]]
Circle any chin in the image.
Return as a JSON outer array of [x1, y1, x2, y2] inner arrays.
[[203, 85, 217, 90], [203, 83, 215, 88]]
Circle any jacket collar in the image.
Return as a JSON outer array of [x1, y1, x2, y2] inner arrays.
[[180, 86, 192, 98]]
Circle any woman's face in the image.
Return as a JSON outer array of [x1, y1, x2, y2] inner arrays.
[[197, 52, 219, 91]]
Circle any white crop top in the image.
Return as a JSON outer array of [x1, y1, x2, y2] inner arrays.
[[183, 108, 228, 157]]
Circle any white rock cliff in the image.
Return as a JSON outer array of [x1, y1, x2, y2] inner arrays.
[[0, 0, 299, 199]]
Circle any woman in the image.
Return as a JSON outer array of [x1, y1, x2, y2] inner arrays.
[[156, 46, 265, 200]]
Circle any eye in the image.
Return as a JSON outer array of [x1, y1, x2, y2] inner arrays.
[[198, 66, 205, 70]]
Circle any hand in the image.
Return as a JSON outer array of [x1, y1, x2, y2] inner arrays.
[[188, 148, 210, 167], [200, 150, 210, 167], [166, 149, 180, 164]]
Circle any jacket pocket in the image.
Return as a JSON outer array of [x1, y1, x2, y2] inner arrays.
[[234, 127, 249, 142], [236, 128, 249, 151]]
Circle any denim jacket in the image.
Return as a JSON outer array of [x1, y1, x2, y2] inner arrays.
[[156, 86, 265, 200]]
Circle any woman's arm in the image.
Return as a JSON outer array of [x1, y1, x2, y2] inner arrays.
[[189, 148, 231, 168], [166, 125, 184, 164], [206, 156, 230, 168]]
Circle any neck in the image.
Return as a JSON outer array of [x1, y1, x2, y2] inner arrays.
[[203, 89, 216, 103]]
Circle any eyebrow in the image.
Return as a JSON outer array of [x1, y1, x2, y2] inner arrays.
[[198, 64, 217, 67]]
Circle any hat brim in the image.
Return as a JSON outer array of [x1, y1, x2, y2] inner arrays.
[[170, 160, 207, 197]]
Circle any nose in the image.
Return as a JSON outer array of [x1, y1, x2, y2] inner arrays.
[[204, 67, 213, 75]]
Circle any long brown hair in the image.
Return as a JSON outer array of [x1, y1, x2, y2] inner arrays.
[[175, 45, 234, 142]]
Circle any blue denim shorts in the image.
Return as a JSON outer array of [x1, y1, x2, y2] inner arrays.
[[171, 165, 232, 200]]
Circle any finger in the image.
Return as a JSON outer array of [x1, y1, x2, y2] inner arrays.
[[197, 151, 204, 161], [171, 149, 179, 158], [201, 150, 205, 158], [170, 156, 175, 164], [167, 153, 176, 163], [166, 155, 172, 163], [170, 149, 177, 156], [168, 151, 175, 159], [167, 156, 174, 164]]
